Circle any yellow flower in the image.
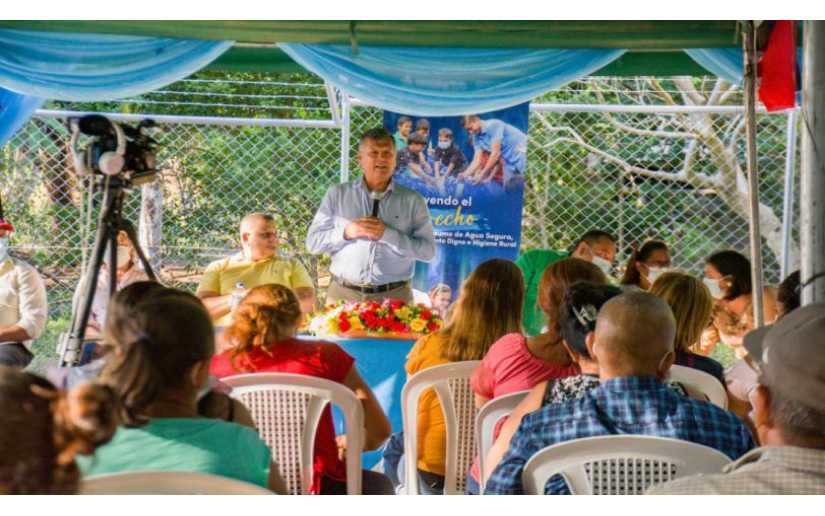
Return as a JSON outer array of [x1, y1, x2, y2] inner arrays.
[[395, 307, 412, 322], [348, 316, 364, 331], [409, 319, 427, 332], [326, 318, 339, 333]]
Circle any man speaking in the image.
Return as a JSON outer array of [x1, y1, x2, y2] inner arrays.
[[306, 128, 435, 304]]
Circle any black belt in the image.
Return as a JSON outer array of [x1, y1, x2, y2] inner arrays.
[[334, 277, 409, 294]]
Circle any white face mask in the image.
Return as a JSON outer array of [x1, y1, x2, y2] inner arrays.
[[438, 140, 451, 150], [647, 266, 666, 284], [592, 255, 613, 276], [104, 245, 132, 269], [703, 277, 724, 299], [0, 237, 8, 262]]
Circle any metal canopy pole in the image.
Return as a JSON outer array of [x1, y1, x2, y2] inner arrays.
[[781, 109, 798, 279], [743, 21, 766, 328], [800, 21, 825, 305], [339, 93, 352, 184]]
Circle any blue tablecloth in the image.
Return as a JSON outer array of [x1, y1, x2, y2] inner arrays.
[[327, 337, 417, 469]]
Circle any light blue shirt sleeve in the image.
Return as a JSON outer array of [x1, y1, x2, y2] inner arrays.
[[305, 186, 351, 255], [380, 194, 436, 262]]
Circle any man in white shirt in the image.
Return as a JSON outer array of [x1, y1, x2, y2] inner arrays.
[[0, 219, 48, 367]]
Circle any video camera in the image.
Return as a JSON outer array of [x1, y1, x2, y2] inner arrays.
[[69, 114, 159, 186]]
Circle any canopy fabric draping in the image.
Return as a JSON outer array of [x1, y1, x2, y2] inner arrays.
[[0, 29, 232, 102], [685, 49, 744, 84], [280, 43, 625, 116], [0, 88, 44, 147]]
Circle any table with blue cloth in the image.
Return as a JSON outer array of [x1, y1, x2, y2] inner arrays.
[[326, 337, 417, 469]]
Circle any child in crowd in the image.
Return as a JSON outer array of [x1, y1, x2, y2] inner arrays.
[[211, 283, 393, 495]]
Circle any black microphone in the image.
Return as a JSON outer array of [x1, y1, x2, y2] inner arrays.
[[370, 190, 385, 218]]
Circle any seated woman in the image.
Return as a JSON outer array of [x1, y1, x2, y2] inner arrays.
[[700, 250, 778, 358], [465, 257, 607, 494], [619, 240, 671, 291], [726, 270, 801, 424], [650, 271, 725, 385], [210, 284, 393, 495], [0, 366, 117, 494], [50, 282, 254, 429], [381, 259, 525, 494], [479, 282, 622, 488], [71, 230, 148, 341], [76, 287, 287, 494]]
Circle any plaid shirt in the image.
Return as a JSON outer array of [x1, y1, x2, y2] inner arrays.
[[647, 445, 825, 494], [485, 376, 756, 495]]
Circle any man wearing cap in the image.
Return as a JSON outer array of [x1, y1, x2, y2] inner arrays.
[[649, 303, 825, 495], [0, 216, 48, 367], [306, 127, 435, 305], [485, 292, 754, 495]]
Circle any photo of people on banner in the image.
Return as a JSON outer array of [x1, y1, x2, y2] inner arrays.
[[383, 103, 529, 313]]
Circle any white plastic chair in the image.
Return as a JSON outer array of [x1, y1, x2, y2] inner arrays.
[[80, 471, 275, 495], [475, 389, 530, 493], [522, 435, 731, 495], [222, 372, 364, 495], [401, 360, 480, 495], [667, 364, 728, 409]]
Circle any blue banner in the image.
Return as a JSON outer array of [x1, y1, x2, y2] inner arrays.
[[383, 103, 529, 314]]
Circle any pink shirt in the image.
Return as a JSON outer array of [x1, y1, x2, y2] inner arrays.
[[468, 332, 578, 485], [471, 333, 578, 400]]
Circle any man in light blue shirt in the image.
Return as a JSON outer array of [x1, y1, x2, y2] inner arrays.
[[459, 115, 527, 190], [306, 128, 436, 304]]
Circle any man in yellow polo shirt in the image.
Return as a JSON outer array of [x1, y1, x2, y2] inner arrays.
[[197, 213, 315, 327]]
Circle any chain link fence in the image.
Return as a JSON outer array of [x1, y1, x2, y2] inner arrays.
[[0, 77, 798, 369]]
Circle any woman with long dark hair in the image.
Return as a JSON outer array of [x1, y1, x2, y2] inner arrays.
[[620, 240, 671, 291]]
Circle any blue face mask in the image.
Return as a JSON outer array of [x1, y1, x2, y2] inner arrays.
[[0, 237, 8, 262], [437, 141, 451, 150]]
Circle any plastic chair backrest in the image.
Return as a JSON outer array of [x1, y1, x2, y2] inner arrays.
[[222, 372, 364, 495], [522, 434, 731, 495], [667, 365, 728, 409], [401, 360, 481, 495], [475, 389, 530, 493], [80, 471, 275, 495]]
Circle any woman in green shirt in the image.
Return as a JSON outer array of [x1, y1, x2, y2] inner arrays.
[[77, 286, 286, 494]]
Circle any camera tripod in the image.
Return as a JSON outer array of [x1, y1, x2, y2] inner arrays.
[[59, 175, 158, 366]]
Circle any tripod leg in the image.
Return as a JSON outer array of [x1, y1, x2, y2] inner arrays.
[[61, 192, 116, 366], [120, 220, 159, 282]]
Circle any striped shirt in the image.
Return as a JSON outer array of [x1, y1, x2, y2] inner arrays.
[[647, 445, 825, 495], [485, 376, 756, 495]]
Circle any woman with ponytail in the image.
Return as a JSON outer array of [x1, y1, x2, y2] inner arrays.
[[76, 287, 287, 494], [620, 240, 671, 291], [210, 283, 393, 495], [0, 367, 117, 494]]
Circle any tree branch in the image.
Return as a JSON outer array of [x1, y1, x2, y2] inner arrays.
[[647, 79, 678, 106], [591, 87, 696, 139], [673, 76, 707, 106]]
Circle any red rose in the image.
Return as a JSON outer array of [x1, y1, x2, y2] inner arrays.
[[420, 309, 433, 321], [338, 310, 349, 321], [391, 321, 407, 333], [389, 299, 405, 310], [338, 319, 351, 332], [380, 317, 393, 329], [427, 321, 439, 332]]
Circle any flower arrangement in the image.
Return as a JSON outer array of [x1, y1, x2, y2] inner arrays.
[[308, 298, 443, 339]]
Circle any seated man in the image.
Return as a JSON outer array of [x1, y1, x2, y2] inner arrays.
[[0, 217, 47, 367], [517, 229, 617, 336], [197, 213, 315, 328], [649, 303, 825, 495], [484, 291, 755, 495]]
